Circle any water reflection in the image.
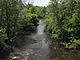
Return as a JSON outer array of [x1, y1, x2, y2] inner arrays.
[[37, 20, 44, 35]]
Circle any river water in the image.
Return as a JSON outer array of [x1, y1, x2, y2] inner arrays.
[[5, 20, 80, 60]]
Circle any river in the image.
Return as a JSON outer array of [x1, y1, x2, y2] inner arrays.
[[5, 20, 80, 60]]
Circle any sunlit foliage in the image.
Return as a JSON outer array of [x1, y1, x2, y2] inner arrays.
[[45, 0, 80, 48]]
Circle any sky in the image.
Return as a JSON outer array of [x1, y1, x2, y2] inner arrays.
[[23, 0, 50, 6]]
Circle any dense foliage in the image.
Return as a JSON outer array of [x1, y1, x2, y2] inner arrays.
[[26, 4, 46, 18], [18, 8, 38, 31], [45, 0, 80, 48], [0, 0, 40, 57], [34, 6, 46, 18]]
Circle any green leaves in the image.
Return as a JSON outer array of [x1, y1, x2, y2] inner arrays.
[[0, 0, 20, 52], [18, 7, 38, 31], [45, 0, 80, 48], [0, 0, 39, 55], [0, 28, 8, 47]]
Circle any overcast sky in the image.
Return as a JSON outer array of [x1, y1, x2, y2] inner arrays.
[[23, 0, 50, 6]]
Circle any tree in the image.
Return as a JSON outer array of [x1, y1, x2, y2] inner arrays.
[[45, 0, 80, 48]]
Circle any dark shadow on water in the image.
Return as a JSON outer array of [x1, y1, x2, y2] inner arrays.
[[12, 35, 37, 49]]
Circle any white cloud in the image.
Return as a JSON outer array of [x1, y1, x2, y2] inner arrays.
[[24, 0, 50, 6]]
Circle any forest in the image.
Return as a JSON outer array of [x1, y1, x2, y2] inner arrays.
[[45, 0, 80, 48], [0, 0, 46, 58], [0, 0, 80, 60]]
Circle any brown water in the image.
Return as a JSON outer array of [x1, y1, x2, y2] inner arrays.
[[5, 20, 80, 60]]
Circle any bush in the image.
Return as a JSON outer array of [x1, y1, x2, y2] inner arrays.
[[18, 8, 39, 31]]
